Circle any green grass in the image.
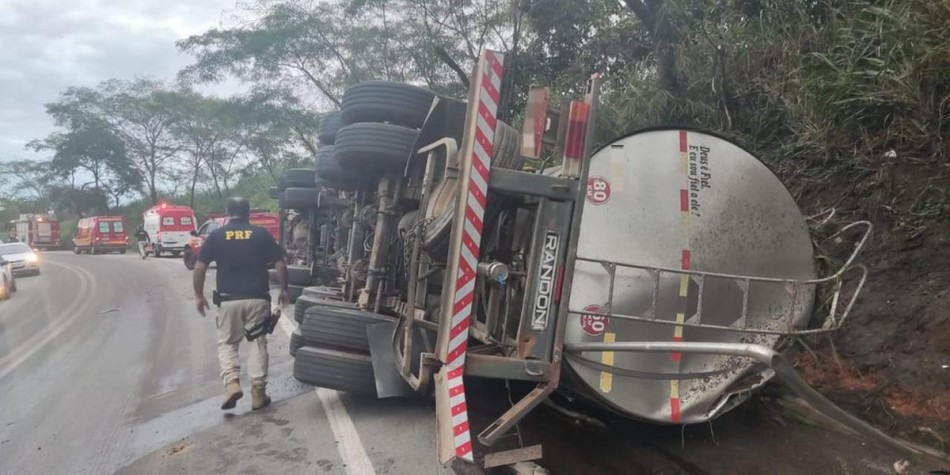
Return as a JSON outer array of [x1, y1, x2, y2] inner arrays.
[[592, 0, 950, 234]]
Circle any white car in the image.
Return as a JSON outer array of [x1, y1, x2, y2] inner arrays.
[[0, 242, 41, 277], [0, 259, 15, 300]]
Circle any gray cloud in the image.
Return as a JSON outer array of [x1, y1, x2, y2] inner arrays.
[[0, 0, 240, 161]]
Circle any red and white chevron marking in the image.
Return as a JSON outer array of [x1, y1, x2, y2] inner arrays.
[[446, 50, 504, 461]]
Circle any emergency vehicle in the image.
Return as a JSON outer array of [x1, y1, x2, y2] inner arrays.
[[73, 216, 129, 254], [14, 213, 61, 250], [182, 211, 280, 270], [139, 204, 197, 257]]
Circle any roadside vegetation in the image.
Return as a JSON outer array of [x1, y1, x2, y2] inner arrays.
[[1, 0, 947, 450]]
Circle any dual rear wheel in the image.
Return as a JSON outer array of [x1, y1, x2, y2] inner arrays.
[[290, 294, 392, 397]]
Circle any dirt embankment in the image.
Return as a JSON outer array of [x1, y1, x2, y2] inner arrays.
[[790, 162, 950, 452]]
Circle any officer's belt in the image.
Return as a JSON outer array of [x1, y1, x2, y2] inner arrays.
[[213, 291, 271, 305]]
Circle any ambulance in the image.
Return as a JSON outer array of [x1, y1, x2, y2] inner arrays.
[[73, 216, 129, 254], [140, 204, 197, 257]]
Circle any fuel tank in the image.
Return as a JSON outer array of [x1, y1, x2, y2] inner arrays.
[[562, 128, 816, 424]]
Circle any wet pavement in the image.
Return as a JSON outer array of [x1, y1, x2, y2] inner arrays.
[[0, 252, 941, 474], [0, 252, 445, 475]]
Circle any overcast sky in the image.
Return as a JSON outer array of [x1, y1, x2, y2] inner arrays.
[[0, 0, 243, 161]]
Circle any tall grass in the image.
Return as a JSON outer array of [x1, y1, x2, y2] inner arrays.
[[597, 0, 950, 236]]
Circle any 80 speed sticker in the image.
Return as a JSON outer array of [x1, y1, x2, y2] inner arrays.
[[586, 176, 611, 205], [580, 304, 609, 336]]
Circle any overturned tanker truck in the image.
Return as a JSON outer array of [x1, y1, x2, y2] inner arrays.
[[283, 50, 931, 470]]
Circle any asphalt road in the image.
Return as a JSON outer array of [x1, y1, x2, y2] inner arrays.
[[0, 252, 445, 475], [0, 252, 936, 475]]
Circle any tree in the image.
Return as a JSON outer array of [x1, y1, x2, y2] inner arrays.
[[0, 160, 55, 201], [166, 91, 248, 205], [231, 86, 320, 180], [48, 184, 109, 218], [166, 90, 215, 207], [44, 78, 182, 204], [28, 119, 140, 208], [620, 0, 678, 97], [177, 0, 521, 105], [177, 1, 357, 106]]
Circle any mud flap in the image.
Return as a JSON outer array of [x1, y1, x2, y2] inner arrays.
[[367, 321, 415, 398]]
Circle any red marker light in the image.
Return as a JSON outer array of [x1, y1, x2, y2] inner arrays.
[[521, 87, 549, 159], [561, 101, 590, 178]]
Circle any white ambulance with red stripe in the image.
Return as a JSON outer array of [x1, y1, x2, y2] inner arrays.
[[140, 203, 197, 257]]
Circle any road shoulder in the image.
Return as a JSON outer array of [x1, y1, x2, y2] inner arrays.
[[117, 390, 344, 474]]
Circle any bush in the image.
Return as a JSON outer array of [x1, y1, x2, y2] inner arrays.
[[59, 218, 77, 248]]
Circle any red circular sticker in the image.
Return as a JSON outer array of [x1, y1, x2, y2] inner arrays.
[[586, 176, 611, 205], [580, 304, 609, 336]]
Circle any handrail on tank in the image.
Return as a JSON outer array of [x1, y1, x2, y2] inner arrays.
[[568, 264, 867, 336], [805, 207, 836, 229], [569, 220, 872, 336], [563, 341, 950, 466], [576, 220, 871, 285]]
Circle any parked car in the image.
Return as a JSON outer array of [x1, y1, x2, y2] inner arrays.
[[0, 259, 15, 300], [73, 216, 129, 254], [182, 211, 280, 270], [0, 242, 40, 276]]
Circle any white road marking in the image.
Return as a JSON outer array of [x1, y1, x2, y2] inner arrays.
[[317, 388, 377, 475], [279, 312, 296, 336], [278, 305, 376, 475], [0, 260, 98, 381]]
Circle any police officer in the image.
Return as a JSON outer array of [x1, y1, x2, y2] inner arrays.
[[193, 197, 289, 410]]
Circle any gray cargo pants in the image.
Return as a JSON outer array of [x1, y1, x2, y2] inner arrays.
[[216, 299, 270, 387]]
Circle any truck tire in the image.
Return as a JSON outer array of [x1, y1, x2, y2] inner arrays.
[[421, 121, 523, 258], [268, 186, 279, 199], [318, 111, 343, 145], [302, 285, 342, 300], [340, 81, 435, 128], [491, 121, 524, 170], [281, 168, 317, 189], [294, 295, 320, 323], [288, 284, 304, 304], [280, 187, 319, 210], [290, 329, 304, 357], [301, 305, 393, 353], [314, 146, 371, 191], [293, 346, 377, 397], [287, 265, 311, 286], [295, 296, 356, 323], [333, 123, 418, 174]]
